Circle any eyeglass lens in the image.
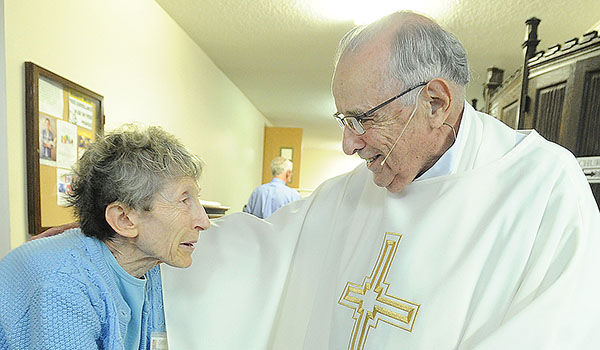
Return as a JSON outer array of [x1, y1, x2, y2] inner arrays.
[[336, 116, 365, 134]]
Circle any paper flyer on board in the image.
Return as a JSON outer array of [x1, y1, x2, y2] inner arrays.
[[38, 77, 64, 119], [56, 119, 78, 169], [69, 95, 94, 130], [56, 168, 73, 206]]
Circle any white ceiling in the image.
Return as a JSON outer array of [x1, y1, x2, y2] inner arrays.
[[155, 0, 600, 143]]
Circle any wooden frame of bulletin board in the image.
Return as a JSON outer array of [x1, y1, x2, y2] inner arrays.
[[25, 62, 104, 235]]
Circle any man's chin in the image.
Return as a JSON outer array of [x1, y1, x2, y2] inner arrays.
[[371, 171, 410, 193], [372, 174, 396, 191], [377, 175, 409, 193], [385, 182, 406, 193]]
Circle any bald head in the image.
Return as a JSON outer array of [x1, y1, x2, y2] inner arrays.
[[333, 11, 470, 103]]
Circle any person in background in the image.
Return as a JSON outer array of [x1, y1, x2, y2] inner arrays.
[[243, 156, 301, 218], [0, 125, 210, 349]]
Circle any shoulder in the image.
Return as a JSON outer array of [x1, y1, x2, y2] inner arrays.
[[472, 106, 576, 172], [468, 107, 583, 185], [253, 182, 273, 193], [0, 229, 107, 293], [502, 132, 597, 215], [528, 134, 592, 193], [281, 185, 301, 199], [3, 229, 99, 265], [515, 131, 581, 178]]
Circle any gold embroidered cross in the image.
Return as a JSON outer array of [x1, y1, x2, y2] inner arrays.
[[338, 232, 420, 350]]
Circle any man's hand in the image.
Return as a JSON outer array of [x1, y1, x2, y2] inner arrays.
[[29, 222, 80, 241]]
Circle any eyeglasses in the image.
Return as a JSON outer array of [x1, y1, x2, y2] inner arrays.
[[333, 81, 428, 135]]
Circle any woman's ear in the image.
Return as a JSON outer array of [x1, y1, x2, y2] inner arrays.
[[424, 78, 452, 129], [105, 202, 139, 238]]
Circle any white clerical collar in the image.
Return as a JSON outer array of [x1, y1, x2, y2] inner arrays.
[[414, 102, 470, 181]]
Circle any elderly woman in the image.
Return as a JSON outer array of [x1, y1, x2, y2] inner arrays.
[[0, 125, 210, 349]]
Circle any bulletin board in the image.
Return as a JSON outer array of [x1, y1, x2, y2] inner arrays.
[[25, 62, 104, 235]]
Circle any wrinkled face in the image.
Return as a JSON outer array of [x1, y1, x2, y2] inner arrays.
[[133, 177, 210, 268], [333, 47, 442, 193]]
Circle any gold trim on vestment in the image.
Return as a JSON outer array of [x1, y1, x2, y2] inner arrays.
[[338, 232, 420, 350]]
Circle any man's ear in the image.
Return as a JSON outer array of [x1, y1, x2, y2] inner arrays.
[[105, 202, 139, 238], [424, 78, 452, 129]]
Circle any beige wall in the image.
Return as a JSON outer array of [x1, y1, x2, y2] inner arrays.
[[299, 132, 363, 194], [5, 0, 269, 248], [0, 0, 11, 257]]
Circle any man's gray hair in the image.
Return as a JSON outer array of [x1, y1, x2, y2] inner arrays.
[[271, 157, 293, 177], [68, 124, 203, 241], [334, 11, 470, 103]]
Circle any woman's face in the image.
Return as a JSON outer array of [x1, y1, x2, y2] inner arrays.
[[132, 177, 210, 268]]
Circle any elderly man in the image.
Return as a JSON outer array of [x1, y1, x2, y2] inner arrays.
[[165, 11, 600, 349], [244, 157, 301, 218]]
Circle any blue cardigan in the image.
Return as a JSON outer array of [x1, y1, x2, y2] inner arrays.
[[0, 229, 166, 349]]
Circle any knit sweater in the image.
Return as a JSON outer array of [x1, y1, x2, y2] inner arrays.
[[0, 229, 166, 349]]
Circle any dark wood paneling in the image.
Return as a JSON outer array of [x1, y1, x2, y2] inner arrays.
[[577, 69, 600, 156], [528, 63, 575, 150], [591, 183, 600, 209], [534, 83, 566, 143], [501, 101, 518, 129], [487, 74, 521, 124]]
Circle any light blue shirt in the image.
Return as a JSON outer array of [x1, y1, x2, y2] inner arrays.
[[244, 177, 302, 219], [101, 242, 146, 350]]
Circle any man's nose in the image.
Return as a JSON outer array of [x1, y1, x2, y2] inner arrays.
[[342, 127, 366, 155]]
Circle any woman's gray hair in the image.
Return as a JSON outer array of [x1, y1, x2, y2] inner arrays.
[[68, 125, 203, 241], [334, 11, 470, 104]]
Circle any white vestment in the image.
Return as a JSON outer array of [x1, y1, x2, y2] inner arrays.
[[162, 104, 600, 349]]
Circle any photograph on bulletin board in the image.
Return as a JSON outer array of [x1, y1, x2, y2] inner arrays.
[[38, 115, 57, 165], [25, 62, 104, 236]]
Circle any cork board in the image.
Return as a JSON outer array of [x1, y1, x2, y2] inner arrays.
[[25, 62, 104, 235]]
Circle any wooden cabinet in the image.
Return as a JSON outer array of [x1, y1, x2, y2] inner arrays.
[[486, 26, 600, 207]]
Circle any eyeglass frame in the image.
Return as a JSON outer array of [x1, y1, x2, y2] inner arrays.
[[333, 81, 429, 135]]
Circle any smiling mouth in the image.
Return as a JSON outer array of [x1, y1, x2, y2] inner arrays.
[[365, 155, 380, 167]]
